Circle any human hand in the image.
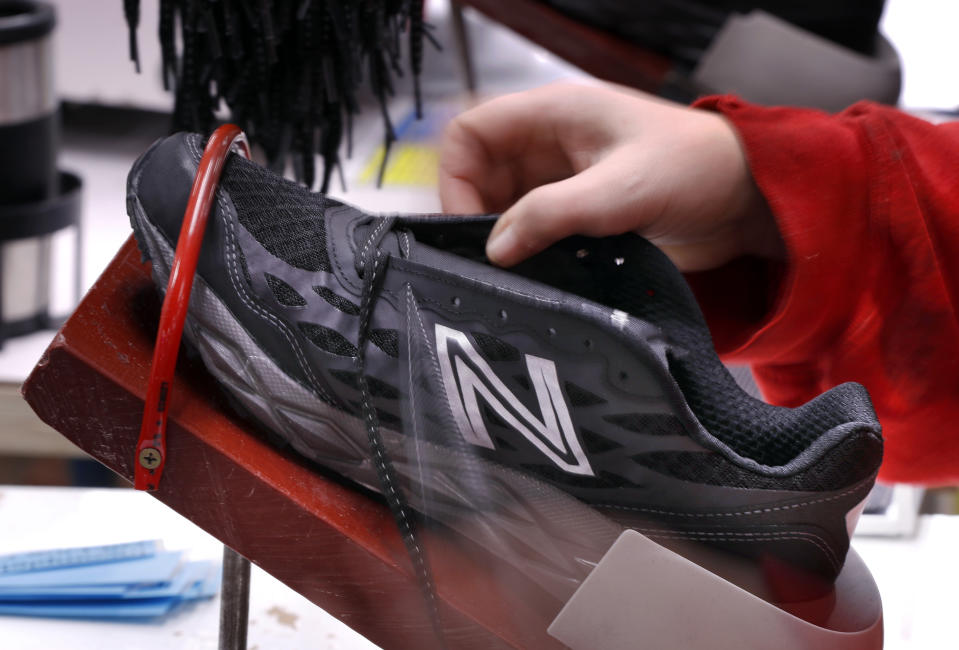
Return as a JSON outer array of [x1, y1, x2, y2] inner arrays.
[[438, 82, 783, 271]]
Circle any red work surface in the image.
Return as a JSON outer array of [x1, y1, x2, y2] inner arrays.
[[22, 238, 566, 650]]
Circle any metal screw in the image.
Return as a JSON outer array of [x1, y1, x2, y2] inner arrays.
[[139, 447, 162, 469]]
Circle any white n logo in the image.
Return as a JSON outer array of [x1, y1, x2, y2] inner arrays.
[[435, 324, 594, 476]]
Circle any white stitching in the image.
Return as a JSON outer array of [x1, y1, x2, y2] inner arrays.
[[410, 288, 433, 361], [186, 136, 334, 403], [327, 208, 362, 293], [595, 482, 869, 518], [359, 218, 393, 268], [635, 528, 840, 571], [629, 525, 840, 569], [404, 287, 421, 435], [213, 178, 333, 403], [358, 253, 437, 611]]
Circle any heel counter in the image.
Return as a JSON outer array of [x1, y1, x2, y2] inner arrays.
[[127, 133, 203, 245]]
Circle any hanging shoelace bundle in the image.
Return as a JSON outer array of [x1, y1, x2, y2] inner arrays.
[[123, 0, 436, 192]]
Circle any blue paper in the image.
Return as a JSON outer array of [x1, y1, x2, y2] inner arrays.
[[0, 561, 215, 601], [0, 552, 182, 589], [0, 542, 221, 620], [0, 598, 179, 619], [0, 585, 130, 600], [0, 541, 160, 576], [123, 561, 208, 599]]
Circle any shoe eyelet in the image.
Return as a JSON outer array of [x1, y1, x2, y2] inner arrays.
[[547, 327, 556, 337], [576, 249, 590, 259], [619, 371, 628, 381], [584, 339, 593, 349], [614, 257, 625, 266], [498, 309, 508, 321], [451, 296, 461, 307]]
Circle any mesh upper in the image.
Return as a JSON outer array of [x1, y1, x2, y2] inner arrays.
[[564, 381, 607, 407], [369, 329, 399, 358], [265, 273, 308, 306], [222, 154, 335, 273], [313, 285, 360, 315], [632, 430, 882, 491], [472, 331, 522, 362], [602, 413, 686, 436]]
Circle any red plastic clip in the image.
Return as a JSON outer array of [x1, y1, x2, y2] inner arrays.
[[134, 124, 251, 491]]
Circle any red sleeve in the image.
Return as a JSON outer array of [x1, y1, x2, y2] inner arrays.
[[689, 96, 959, 486]]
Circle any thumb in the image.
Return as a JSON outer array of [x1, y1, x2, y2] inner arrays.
[[485, 165, 616, 267]]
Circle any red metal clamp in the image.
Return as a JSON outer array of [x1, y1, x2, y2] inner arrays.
[[134, 124, 251, 491]]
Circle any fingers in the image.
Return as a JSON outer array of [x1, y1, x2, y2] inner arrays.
[[439, 94, 537, 214], [485, 162, 624, 266], [438, 172, 487, 214], [438, 111, 511, 214], [439, 84, 598, 214], [440, 82, 769, 273]]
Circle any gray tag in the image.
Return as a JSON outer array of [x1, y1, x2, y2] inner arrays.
[[548, 530, 883, 650], [693, 10, 900, 111]]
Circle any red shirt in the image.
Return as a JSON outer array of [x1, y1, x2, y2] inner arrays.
[[690, 96, 959, 486]]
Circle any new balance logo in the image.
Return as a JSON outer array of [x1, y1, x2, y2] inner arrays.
[[435, 324, 594, 476]]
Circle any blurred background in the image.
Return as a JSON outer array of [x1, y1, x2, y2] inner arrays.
[[3, 0, 957, 501], [1, 1, 958, 647]]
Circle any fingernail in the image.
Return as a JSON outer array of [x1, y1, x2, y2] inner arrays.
[[486, 224, 517, 265]]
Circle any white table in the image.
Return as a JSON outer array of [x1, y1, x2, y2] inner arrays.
[[2, 485, 957, 649], [0, 486, 379, 650], [853, 516, 959, 649]]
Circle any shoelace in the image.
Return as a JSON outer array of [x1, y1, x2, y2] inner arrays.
[[355, 217, 446, 645], [134, 128, 445, 640]]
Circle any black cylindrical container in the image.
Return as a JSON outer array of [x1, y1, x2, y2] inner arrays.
[[0, 1, 81, 349], [0, 1, 57, 204]]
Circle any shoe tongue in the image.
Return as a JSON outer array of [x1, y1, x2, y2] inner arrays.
[[352, 219, 402, 263], [320, 200, 397, 281]]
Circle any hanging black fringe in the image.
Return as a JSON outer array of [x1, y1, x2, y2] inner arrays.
[[124, 0, 431, 193]]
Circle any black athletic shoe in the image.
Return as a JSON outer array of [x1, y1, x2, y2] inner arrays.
[[127, 133, 882, 602]]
